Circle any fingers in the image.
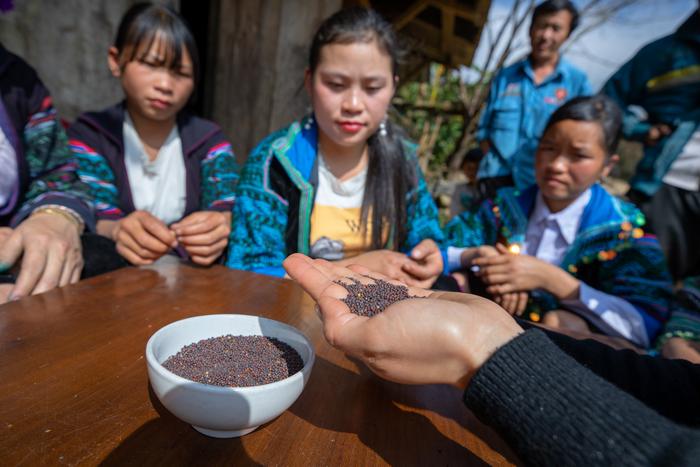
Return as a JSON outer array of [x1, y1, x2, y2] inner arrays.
[[472, 254, 509, 267], [172, 218, 218, 236], [10, 242, 48, 299], [402, 257, 442, 280], [139, 215, 177, 249], [31, 246, 66, 295], [116, 240, 154, 266], [409, 238, 438, 261], [486, 283, 517, 295], [177, 228, 229, 247], [515, 292, 528, 316], [495, 243, 509, 254], [0, 230, 23, 273], [283, 254, 353, 301]]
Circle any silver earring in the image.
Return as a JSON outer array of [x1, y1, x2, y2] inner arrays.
[[379, 119, 387, 137], [304, 115, 314, 131]]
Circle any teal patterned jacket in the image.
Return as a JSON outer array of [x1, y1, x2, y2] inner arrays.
[[67, 103, 239, 222], [226, 119, 445, 277], [656, 276, 700, 348], [444, 184, 673, 340]]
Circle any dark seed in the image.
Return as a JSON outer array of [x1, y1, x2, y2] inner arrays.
[[162, 335, 304, 387], [334, 277, 423, 317]]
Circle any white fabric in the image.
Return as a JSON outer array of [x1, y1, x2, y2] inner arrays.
[[123, 114, 186, 225], [523, 189, 590, 263], [0, 124, 17, 208], [315, 153, 367, 208], [577, 283, 650, 347], [663, 128, 700, 191]]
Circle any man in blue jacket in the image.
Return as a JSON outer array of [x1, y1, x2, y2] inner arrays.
[[476, 0, 591, 195], [602, 8, 700, 280]]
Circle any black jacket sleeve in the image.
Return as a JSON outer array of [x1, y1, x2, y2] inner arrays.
[[464, 329, 700, 466], [519, 321, 700, 427]]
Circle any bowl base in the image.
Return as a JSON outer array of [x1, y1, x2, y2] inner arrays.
[[192, 425, 259, 438]]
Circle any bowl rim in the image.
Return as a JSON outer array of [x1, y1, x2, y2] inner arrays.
[[145, 314, 315, 394]]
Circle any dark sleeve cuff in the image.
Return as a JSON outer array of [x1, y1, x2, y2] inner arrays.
[[11, 194, 96, 232]]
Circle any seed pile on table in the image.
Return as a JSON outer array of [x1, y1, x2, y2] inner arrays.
[[162, 335, 304, 387], [335, 277, 422, 317]]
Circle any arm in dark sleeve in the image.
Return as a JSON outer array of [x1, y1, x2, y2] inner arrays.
[[522, 321, 700, 427], [12, 76, 95, 230], [464, 329, 700, 466]]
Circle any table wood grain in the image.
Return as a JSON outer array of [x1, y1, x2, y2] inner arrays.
[[0, 260, 518, 466]]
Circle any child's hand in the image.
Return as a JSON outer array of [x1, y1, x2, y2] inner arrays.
[[109, 211, 177, 265], [171, 211, 231, 266], [493, 292, 529, 316]]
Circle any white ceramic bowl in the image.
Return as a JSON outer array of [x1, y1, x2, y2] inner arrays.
[[146, 314, 315, 438]]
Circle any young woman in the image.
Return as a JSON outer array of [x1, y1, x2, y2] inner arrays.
[[69, 3, 239, 266], [444, 95, 674, 348], [226, 7, 444, 286]]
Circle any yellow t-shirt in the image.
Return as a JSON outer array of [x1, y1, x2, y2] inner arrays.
[[309, 156, 371, 260]]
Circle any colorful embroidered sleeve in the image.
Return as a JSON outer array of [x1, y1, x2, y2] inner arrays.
[[443, 198, 500, 248], [589, 235, 673, 342], [68, 139, 124, 220], [226, 131, 288, 276], [402, 165, 445, 253], [15, 96, 95, 229], [656, 276, 700, 347], [200, 139, 239, 211]]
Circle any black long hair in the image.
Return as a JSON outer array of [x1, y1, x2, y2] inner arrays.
[[308, 7, 413, 250], [543, 95, 622, 157], [113, 2, 200, 89]]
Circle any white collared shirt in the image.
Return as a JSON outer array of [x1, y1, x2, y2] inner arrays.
[[123, 114, 186, 225]]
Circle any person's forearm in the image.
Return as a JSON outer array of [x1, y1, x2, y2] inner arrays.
[[540, 264, 580, 300], [519, 322, 700, 427], [464, 329, 700, 465]]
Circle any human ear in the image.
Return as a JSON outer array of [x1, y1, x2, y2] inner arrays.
[[304, 68, 313, 98], [107, 47, 122, 78], [601, 154, 620, 179]]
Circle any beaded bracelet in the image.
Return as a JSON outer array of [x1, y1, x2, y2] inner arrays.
[[31, 204, 85, 234]]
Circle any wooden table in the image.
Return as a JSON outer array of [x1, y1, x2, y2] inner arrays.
[[0, 260, 517, 466]]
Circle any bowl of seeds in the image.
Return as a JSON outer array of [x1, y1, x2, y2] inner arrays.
[[146, 314, 314, 438]]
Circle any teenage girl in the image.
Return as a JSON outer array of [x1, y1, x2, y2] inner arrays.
[[227, 7, 443, 286], [69, 2, 239, 266]]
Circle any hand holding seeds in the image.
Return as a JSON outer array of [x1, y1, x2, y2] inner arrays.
[[283, 253, 523, 389]]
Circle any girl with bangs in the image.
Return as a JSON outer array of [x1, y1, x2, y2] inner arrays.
[[69, 2, 239, 266], [226, 7, 445, 285]]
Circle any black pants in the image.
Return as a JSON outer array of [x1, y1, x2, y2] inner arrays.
[[629, 184, 700, 280], [81, 233, 130, 279]]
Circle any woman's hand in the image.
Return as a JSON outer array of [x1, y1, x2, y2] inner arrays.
[[100, 210, 177, 266], [283, 253, 523, 389], [0, 212, 82, 300], [460, 244, 499, 267], [337, 250, 417, 285], [171, 211, 231, 266], [402, 239, 444, 289]]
